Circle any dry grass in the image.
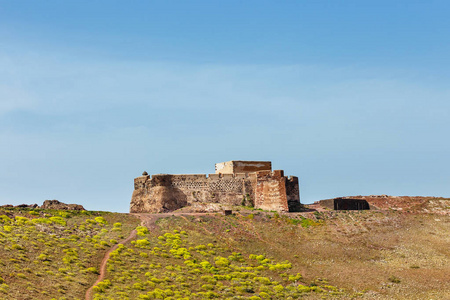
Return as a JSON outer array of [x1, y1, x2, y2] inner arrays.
[[1, 207, 448, 299], [0, 207, 139, 299], [93, 215, 346, 299], [151, 210, 449, 299]]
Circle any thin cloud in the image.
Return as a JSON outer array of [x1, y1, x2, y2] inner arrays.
[[0, 49, 449, 210]]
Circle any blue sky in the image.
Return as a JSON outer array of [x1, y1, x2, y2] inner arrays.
[[0, 1, 449, 212]]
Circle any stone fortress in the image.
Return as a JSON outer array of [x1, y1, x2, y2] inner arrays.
[[130, 161, 301, 213]]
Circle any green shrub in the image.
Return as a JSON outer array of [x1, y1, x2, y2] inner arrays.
[[201, 284, 214, 291], [0, 215, 12, 223], [256, 277, 271, 285], [273, 284, 284, 293], [59, 212, 70, 218], [135, 239, 151, 247], [133, 282, 145, 290], [86, 267, 99, 274], [297, 285, 311, 293], [388, 275, 401, 283], [94, 217, 107, 225], [11, 244, 25, 250], [288, 273, 302, 282], [214, 256, 230, 267], [136, 226, 149, 236], [93, 279, 111, 293], [3, 225, 13, 232]]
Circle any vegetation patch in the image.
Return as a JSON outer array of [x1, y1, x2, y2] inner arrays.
[[0, 207, 139, 299], [94, 222, 344, 299]]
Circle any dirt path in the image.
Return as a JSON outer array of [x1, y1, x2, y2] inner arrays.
[[85, 227, 137, 300], [85, 212, 214, 300]]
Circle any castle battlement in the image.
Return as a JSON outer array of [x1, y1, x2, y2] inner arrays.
[[130, 161, 300, 213]]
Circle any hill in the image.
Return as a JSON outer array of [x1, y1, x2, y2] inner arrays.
[[0, 205, 448, 299], [0, 207, 139, 299]]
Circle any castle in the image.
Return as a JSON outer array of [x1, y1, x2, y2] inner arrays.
[[130, 161, 301, 213]]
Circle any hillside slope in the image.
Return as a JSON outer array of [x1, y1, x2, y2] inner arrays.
[[0, 207, 448, 299], [0, 207, 139, 299], [95, 210, 449, 299]]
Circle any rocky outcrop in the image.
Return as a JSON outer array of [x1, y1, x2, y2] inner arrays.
[[130, 176, 188, 213], [1, 204, 39, 208], [18, 204, 39, 208], [1, 200, 85, 210], [41, 200, 85, 210]]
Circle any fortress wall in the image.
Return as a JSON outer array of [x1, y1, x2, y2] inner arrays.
[[233, 161, 272, 174], [134, 175, 150, 190], [131, 174, 189, 213], [208, 179, 243, 193], [142, 174, 251, 193], [150, 174, 173, 186], [285, 176, 301, 212], [234, 173, 247, 179], [131, 173, 248, 212], [243, 173, 257, 205], [204, 192, 243, 206], [215, 161, 234, 174], [286, 176, 300, 202], [215, 161, 272, 174], [208, 175, 245, 206], [285, 176, 299, 201], [130, 163, 300, 213], [170, 174, 207, 180], [173, 174, 245, 206], [220, 174, 234, 179], [169, 175, 208, 191], [254, 170, 289, 212]]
